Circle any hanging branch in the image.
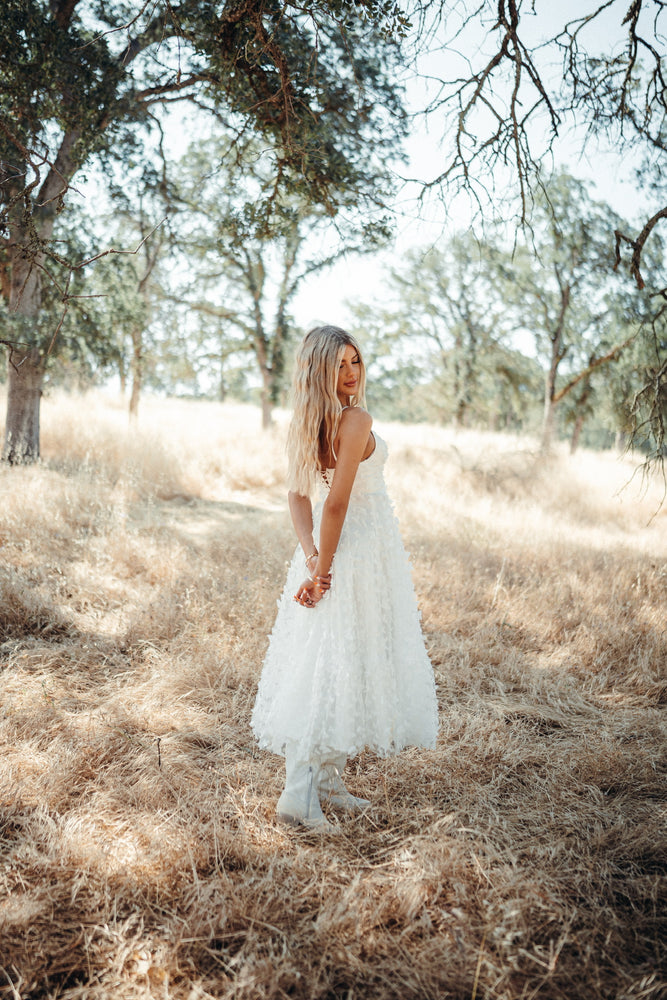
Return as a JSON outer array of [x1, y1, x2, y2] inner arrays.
[[423, 0, 667, 284], [614, 208, 667, 290]]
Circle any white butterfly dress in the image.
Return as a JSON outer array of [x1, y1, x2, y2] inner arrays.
[[251, 432, 439, 761]]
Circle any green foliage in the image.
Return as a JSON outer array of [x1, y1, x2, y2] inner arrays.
[[0, 0, 408, 229], [351, 234, 543, 430], [0, 0, 408, 375], [140, 126, 397, 417]]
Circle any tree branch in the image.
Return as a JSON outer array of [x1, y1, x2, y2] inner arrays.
[[552, 336, 635, 403], [134, 74, 216, 103], [117, 9, 178, 68], [614, 206, 667, 290], [158, 293, 254, 338]]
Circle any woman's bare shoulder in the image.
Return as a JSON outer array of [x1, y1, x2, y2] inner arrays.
[[339, 406, 372, 435]]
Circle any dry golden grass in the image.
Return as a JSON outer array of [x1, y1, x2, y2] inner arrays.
[[0, 390, 665, 999]]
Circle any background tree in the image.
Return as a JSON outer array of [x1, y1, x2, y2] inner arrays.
[[161, 132, 395, 427], [390, 237, 518, 427], [0, 0, 408, 460], [421, 0, 667, 460], [351, 234, 541, 430], [346, 173, 662, 447], [101, 190, 171, 420], [500, 174, 653, 449]]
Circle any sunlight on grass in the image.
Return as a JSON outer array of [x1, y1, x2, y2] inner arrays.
[[0, 390, 665, 999]]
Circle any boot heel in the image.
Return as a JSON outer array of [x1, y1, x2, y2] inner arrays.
[[318, 760, 371, 814]]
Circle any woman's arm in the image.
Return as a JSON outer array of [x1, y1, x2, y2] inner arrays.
[[314, 407, 373, 579], [293, 407, 372, 607], [289, 491, 329, 606], [288, 490, 318, 566]]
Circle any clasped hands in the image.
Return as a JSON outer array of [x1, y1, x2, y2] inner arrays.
[[294, 573, 332, 608]]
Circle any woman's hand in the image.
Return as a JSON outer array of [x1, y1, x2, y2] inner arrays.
[[294, 573, 332, 608], [294, 578, 321, 608]]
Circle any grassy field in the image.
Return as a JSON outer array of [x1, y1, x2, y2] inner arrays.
[[0, 391, 665, 1000]]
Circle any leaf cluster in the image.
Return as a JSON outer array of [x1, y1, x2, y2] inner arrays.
[[0, 0, 409, 229]]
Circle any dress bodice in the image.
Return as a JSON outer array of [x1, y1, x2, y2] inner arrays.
[[319, 431, 389, 499]]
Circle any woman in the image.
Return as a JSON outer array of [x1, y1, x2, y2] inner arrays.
[[251, 325, 438, 832]]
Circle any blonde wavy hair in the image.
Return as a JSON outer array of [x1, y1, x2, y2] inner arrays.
[[287, 325, 367, 496]]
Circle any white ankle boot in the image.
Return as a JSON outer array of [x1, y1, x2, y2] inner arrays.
[[318, 754, 371, 814], [276, 745, 335, 833]]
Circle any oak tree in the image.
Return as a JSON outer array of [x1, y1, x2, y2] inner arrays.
[[0, 0, 408, 459], [158, 129, 396, 426]]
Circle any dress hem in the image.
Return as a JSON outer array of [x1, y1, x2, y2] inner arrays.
[[253, 733, 438, 760]]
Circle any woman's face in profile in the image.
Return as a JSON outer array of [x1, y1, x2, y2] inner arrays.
[[337, 345, 361, 403]]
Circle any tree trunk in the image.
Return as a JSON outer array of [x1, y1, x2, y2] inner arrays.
[[2, 347, 44, 463], [118, 351, 127, 395], [256, 359, 274, 428], [541, 346, 560, 451], [261, 388, 273, 429], [129, 375, 141, 420], [570, 412, 586, 454], [129, 328, 142, 420], [569, 380, 592, 455], [541, 395, 556, 451], [2, 242, 46, 462], [2, 133, 81, 461], [454, 396, 468, 428]]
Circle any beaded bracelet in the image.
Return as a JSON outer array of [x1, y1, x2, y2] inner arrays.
[[305, 550, 318, 576]]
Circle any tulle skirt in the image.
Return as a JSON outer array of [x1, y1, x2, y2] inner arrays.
[[251, 488, 439, 761]]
